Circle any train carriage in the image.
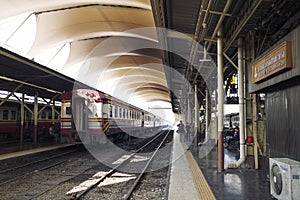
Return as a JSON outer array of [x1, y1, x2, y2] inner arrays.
[[0, 99, 60, 141], [60, 89, 167, 144]]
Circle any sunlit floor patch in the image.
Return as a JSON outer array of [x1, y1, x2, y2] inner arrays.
[[112, 154, 132, 165], [66, 171, 136, 195], [66, 171, 109, 195], [224, 173, 242, 195], [130, 155, 149, 163], [98, 172, 136, 187]]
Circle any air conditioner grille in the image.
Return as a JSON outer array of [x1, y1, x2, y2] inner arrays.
[[271, 163, 283, 195]]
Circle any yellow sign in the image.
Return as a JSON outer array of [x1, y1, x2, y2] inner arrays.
[[252, 41, 292, 83], [230, 76, 235, 84]]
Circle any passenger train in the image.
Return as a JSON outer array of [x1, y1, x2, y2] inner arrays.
[[224, 112, 239, 129], [60, 89, 167, 144], [0, 99, 60, 141], [0, 88, 167, 143]]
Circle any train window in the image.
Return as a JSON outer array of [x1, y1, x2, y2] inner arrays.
[[41, 111, 46, 119], [55, 112, 59, 119], [66, 106, 72, 115], [2, 110, 8, 120], [114, 106, 118, 118], [26, 110, 33, 120], [10, 110, 16, 120], [110, 106, 113, 118], [111, 106, 114, 118]]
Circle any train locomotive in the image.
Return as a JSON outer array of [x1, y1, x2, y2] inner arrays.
[[60, 89, 167, 144]]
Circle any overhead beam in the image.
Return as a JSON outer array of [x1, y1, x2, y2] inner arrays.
[[202, 9, 231, 17], [224, 0, 263, 52], [223, 52, 238, 70], [207, 0, 233, 51]]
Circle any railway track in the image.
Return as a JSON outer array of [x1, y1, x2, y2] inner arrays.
[[67, 129, 172, 200], [0, 145, 86, 186]]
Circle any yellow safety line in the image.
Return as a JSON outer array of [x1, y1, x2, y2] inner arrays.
[[185, 147, 216, 200]]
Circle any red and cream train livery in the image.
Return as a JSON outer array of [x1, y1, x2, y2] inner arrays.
[[60, 89, 166, 143]]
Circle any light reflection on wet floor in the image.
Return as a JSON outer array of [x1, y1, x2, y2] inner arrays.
[[191, 145, 273, 200]]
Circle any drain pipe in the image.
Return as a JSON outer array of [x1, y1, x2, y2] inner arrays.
[[226, 38, 246, 169]]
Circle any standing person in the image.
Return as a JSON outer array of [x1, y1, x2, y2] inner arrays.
[[185, 122, 191, 142], [177, 120, 185, 142], [233, 126, 239, 150], [49, 124, 54, 136], [49, 124, 57, 144]]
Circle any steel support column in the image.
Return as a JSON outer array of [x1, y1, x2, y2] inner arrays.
[[34, 93, 38, 147], [194, 84, 199, 146], [226, 38, 247, 169], [20, 93, 25, 145], [217, 28, 224, 172], [238, 38, 246, 164], [205, 88, 209, 142]]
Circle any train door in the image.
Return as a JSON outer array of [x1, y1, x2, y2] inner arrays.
[[72, 97, 88, 133]]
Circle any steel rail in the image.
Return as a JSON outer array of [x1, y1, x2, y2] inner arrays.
[[122, 129, 171, 200], [72, 129, 171, 200]]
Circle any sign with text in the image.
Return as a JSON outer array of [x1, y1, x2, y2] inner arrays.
[[252, 41, 292, 83]]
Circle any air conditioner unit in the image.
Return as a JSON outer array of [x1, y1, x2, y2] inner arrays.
[[269, 158, 300, 200]]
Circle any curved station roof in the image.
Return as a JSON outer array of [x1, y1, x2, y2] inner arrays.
[[0, 0, 169, 112], [1, 0, 300, 115]]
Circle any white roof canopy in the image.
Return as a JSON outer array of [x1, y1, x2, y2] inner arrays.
[[0, 0, 171, 112]]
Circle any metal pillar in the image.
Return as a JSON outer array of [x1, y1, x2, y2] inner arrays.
[[238, 37, 246, 164], [226, 38, 247, 169], [252, 94, 259, 169], [52, 99, 55, 125], [20, 93, 25, 145], [194, 84, 199, 146], [217, 28, 224, 172], [205, 88, 209, 142], [34, 93, 38, 147], [187, 97, 191, 124]]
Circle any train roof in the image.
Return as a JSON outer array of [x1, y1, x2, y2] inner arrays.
[[60, 89, 105, 101]]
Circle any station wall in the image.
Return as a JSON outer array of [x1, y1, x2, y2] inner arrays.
[[266, 83, 300, 161]]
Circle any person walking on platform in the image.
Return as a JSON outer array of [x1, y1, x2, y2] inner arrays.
[[177, 120, 185, 142]]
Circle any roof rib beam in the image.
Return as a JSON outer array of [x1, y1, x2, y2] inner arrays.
[[224, 0, 263, 52]]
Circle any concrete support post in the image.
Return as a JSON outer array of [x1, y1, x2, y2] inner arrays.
[[217, 28, 224, 172]]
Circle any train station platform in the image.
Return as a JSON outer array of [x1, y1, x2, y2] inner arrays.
[[0, 140, 75, 161], [168, 130, 273, 200]]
